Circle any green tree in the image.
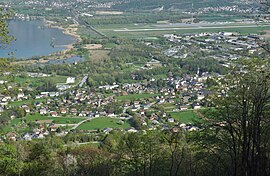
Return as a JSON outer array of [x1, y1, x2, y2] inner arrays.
[[0, 8, 13, 73], [204, 58, 270, 176], [0, 143, 18, 175]]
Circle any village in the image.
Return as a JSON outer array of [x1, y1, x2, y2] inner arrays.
[[1, 29, 269, 141], [0, 63, 215, 141]]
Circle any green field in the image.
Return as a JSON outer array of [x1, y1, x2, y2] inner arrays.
[[2, 118, 24, 133], [77, 117, 131, 130], [169, 110, 202, 124], [116, 93, 160, 101], [14, 75, 68, 87], [103, 42, 118, 49], [26, 114, 85, 124], [9, 98, 45, 107]]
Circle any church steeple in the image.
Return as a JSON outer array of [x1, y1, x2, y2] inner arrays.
[[197, 67, 200, 76]]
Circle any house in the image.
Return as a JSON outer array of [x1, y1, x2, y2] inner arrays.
[[152, 120, 160, 125], [40, 108, 47, 115], [17, 92, 25, 99], [94, 113, 100, 118], [66, 77, 76, 84], [22, 132, 32, 141], [180, 106, 188, 111], [189, 126, 199, 131], [103, 128, 113, 134], [108, 113, 115, 117], [6, 132, 17, 141], [60, 108, 67, 114], [49, 92, 59, 97], [50, 111, 58, 117], [197, 94, 205, 101], [134, 101, 140, 108], [179, 123, 187, 128], [172, 127, 180, 133], [48, 124, 57, 132], [24, 107, 30, 113], [127, 127, 138, 133], [21, 105, 30, 112], [70, 108, 78, 115], [168, 118, 175, 123], [122, 91, 128, 96], [193, 103, 201, 110], [38, 133, 45, 139]]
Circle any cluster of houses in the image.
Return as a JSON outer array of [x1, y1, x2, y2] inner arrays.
[[194, 5, 255, 14], [1, 66, 211, 139], [162, 32, 265, 62]]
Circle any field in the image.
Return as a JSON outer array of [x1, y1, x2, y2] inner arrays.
[[9, 98, 45, 107], [77, 117, 131, 130], [26, 114, 85, 124], [14, 75, 68, 87], [169, 110, 203, 124], [2, 118, 25, 133], [116, 93, 160, 101], [87, 50, 110, 63]]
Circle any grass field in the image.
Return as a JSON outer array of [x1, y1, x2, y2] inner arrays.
[[116, 93, 160, 101], [9, 98, 45, 107], [77, 117, 131, 130], [2, 118, 24, 133], [88, 50, 110, 63], [103, 42, 118, 49], [26, 114, 85, 124], [14, 75, 68, 87], [169, 110, 203, 124]]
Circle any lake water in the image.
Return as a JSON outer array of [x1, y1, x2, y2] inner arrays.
[[0, 20, 77, 59]]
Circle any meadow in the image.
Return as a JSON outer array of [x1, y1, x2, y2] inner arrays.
[[169, 110, 203, 124], [26, 113, 85, 124]]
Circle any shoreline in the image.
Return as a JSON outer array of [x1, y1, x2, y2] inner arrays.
[[13, 19, 83, 65], [45, 20, 82, 53]]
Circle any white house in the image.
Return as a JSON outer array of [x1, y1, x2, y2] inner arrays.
[[66, 77, 76, 84], [40, 108, 47, 115]]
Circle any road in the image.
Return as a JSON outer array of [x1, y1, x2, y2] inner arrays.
[[70, 117, 97, 130], [71, 10, 107, 38], [79, 75, 88, 87]]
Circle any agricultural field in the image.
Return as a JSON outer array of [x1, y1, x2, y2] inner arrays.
[[77, 117, 131, 130]]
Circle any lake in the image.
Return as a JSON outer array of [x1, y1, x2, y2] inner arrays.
[[0, 20, 77, 59]]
